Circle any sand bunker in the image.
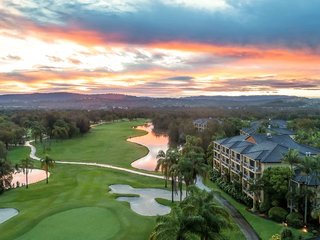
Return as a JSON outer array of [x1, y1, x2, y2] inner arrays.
[[109, 184, 185, 216], [11, 169, 49, 188], [0, 208, 18, 224]]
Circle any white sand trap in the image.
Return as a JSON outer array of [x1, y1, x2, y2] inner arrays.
[[109, 184, 185, 216], [11, 169, 49, 188], [0, 208, 18, 224]]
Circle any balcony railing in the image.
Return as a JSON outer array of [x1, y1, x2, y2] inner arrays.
[[231, 167, 241, 174], [243, 162, 261, 172], [243, 174, 251, 180]]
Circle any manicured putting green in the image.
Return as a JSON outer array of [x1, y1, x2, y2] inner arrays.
[[16, 207, 120, 240]]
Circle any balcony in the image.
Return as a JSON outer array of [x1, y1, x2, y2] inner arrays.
[[243, 173, 251, 180], [231, 156, 241, 163], [243, 188, 254, 198], [231, 166, 241, 175], [243, 162, 261, 173], [221, 160, 229, 169]]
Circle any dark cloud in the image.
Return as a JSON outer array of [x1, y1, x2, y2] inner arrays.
[[1, 55, 21, 61], [47, 0, 320, 49], [165, 76, 193, 81], [46, 55, 63, 62]]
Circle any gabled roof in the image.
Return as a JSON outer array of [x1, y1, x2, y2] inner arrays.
[[214, 134, 320, 163], [293, 169, 320, 186]]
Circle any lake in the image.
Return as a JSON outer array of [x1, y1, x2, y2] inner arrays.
[[128, 123, 169, 171]]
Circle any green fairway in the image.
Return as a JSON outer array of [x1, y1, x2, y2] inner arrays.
[[35, 120, 148, 168], [0, 120, 245, 240], [0, 164, 163, 240], [7, 146, 30, 165]]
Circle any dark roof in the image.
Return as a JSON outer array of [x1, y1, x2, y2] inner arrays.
[[270, 119, 288, 128], [293, 169, 320, 186], [241, 121, 261, 135], [193, 118, 209, 125], [215, 134, 320, 163], [269, 128, 295, 135], [241, 119, 295, 136]]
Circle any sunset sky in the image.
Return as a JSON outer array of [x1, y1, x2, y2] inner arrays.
[[0, 0, 319, 97]]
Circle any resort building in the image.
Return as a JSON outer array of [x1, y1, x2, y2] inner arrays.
[[240, 119, 295, 136], [193, 118, 209, 132], [213, 133, 320, 201]]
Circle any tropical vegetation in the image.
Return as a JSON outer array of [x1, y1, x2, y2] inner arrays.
[[150, 186, 232, 240]]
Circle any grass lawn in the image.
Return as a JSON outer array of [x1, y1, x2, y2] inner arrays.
[[207, 181, 310, 240], [35, 120, 149, 168], [7, 146, 31, 165], [0, 164, 164, 240]]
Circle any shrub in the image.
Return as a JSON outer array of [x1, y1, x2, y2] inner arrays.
[[259, 200, 271, 213], [271, 199, 279, 207], [212, 178, 252, 207], [280, 228, 293, 240], [286, 212, 304, 228], [268, 207, 288, 222]]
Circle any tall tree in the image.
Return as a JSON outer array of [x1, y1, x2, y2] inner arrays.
[[282, 149, 301, 213], [0, 141, 7, 160], [0, 159, 13, 193], [282, 149, 300, 171], [181, 186, 231, 240], [167, 149, 180, 202], [297, 156, 320, 224], [19, 157, 34, 189], [150, 206, 198, 240], [41, 155, 55, 184], [156, 150, 170, 188], [178, 137, 209, 192]]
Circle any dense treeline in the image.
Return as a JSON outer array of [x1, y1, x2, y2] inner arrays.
[[289, 118, 320, 148], [1, 106, 319, 148], [8, 111, 91, 142]]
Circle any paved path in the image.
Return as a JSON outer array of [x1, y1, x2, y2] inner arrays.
[[195, 177, 260, 240], [25, 140, 259, 240]]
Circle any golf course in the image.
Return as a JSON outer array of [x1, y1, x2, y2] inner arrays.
[[0, 120, 244, 240]]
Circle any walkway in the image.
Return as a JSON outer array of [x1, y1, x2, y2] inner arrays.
[[195, 177, 260, 240], [25, 140, 260, 240]]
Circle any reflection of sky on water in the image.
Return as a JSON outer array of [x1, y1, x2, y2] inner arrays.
[[129, 123, 169, 171]]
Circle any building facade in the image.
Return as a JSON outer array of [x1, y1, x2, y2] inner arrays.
[[213, 134, 320, 201]]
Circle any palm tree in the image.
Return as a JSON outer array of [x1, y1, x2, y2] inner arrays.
[[156, 149, 181, 202], [150, 206, 198, 240], [297, 156, 320, 224], [41, 155, 55, 184], [179, 151, 209, 191], [19, 157, 34, 189], [283, 149, 300, 213], [167, 149, 180, 203], [156, 150, 170, 188], [249, 178, 264, 212], [171, 163, 184, 201], [181, 186, 231, 240], [282, 149, 300, 171], [311, 207, 320, 225]]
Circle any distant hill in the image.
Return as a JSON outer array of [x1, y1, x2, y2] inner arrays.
[[0, 92, 318, 110]]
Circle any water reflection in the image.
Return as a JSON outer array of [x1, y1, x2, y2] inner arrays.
[[129, 123, 169, 171]]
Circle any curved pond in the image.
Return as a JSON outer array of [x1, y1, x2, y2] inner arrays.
[[128, 123, 169, 171]]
